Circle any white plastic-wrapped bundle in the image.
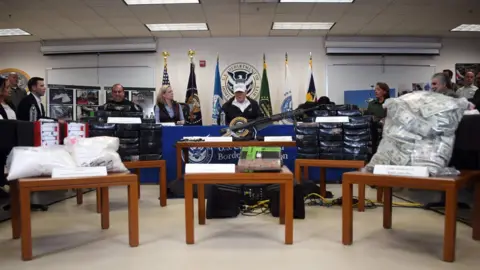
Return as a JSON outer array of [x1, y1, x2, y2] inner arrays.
[[366, 91, 469, 176], [64, 136, 128, 173]]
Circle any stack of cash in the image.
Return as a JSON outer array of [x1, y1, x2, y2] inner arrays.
[[367, 91, 469, 175]]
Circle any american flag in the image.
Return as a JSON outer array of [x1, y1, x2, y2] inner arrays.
[[162, 65, 170, 86]]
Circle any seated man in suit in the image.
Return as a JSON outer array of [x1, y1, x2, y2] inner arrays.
[[17, 77, 48, 121], [99, 83, 143, 112]]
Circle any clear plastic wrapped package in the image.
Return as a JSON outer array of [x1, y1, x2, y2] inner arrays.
[[366, 91, 469, 176]]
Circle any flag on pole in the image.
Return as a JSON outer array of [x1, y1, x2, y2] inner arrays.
[[259, 54, 272, 117], [281, 52, 294, 124], [162, 65, 170, 86], [306, 52, 317, 102], [212, 54, 223, 125], [185, 61, 203, 125]]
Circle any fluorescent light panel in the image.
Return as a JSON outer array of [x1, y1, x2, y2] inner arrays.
[[0, 28, 31, 36], [124, 0, 199, 5], [272, 22, 334, 30], [451, 24, 480, 32], [279, 0, 354, 3], [146, 23, 208, 31]]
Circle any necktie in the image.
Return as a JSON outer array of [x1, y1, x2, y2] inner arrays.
[[40, 103, 45, 117]]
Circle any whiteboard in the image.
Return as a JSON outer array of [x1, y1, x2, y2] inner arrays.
[[326, 64, 436, 104], [46, 66, 155, 88]]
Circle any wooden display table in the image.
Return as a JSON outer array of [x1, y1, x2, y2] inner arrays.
[[341, 171, 480, 262], [176, 141, 296, 181], [184, 166, 294, 245], [295, 159, 366, 211], [76, 160, 167, 211], [10, 173, 139, 261]]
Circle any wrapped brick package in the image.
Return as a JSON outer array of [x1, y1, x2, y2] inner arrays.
[[366, 91, 470, 176]]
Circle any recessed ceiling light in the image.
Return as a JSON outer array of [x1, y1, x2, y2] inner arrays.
[[272, 22, 334, 30], [279, 0, 354, 3], [146, 23, 208, 31], [0, 28, 31, 36], [451, 24, 480, 32], [124, 0, 199, 5]]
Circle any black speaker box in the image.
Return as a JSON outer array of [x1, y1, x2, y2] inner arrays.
[[206, 184, 241, 219], [268, 184, 305, 219]]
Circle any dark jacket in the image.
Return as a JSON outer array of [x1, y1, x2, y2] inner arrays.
[[0, 100, 16, 120], [219, 97, 263, 125], [17, 93, 46, 121], [366, 98, 387, 119], [99, 99, 143, 112], [156, 101, 182, 123]]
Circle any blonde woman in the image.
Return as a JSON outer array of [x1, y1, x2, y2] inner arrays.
[[154, 85, 185, 125]]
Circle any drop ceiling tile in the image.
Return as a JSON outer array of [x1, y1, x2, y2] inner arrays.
[[180, 31, 211, 38], [93, 6, 137, 19], [44, 0, 87, 9], [203, 3, 239, 17], [151, 31, 183, 38], [56, 8, 103, 21], [274, 13, 308, 22], [308, 4, 348, 22], [108, 18, 143, 27], [240, 3, 276, 15], [165, 4, 206, 22], [276, 3, 315, 14], [240, 14, 273, 36], [269, 30, 299, 36], [84, 0, 126, 7], [298, 29, 328, 36], [116, 26, 152, 37]]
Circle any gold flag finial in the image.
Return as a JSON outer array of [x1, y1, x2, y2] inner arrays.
[[188, 49, 196, 63], [162, 51, 170, 67]]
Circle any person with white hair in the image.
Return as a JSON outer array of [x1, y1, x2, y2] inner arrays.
[[430, 73, 458, 98], [219, 82, 263, 125], [7, 72, 27, 108]]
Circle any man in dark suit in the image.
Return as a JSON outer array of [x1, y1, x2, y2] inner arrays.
[[17, 77, 47, 121]]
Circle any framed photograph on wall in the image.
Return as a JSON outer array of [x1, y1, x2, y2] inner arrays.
[[130, 88, 155, 117], [455, 63, 480, 87], [76, 89, 99, 105], [49, 88, 74, 105], [50, 105, 73, 120]]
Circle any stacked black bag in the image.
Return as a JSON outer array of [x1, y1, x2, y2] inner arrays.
[[138, 123, 163, 161], [295, 104, 378, 162], [116, 124, 141, 161], [88, 122, 163, 162]]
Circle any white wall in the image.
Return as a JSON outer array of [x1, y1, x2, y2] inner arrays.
[[1, 37, 480, 124]]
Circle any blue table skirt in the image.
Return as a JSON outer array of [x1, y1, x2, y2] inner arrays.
[[138, 125, 354, 184]]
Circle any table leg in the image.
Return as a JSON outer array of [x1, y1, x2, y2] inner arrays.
[[377, 187, 383, 203], [320, 168, 327, 198], [443, 188, 458, 262], [383, 187, 392, 229], [100, 187, 110, 230], [76, 189, 83, 205], [357, 183, 365, 212], [128, 182, 139, 247], [159, 165, 167, 207], [185, 181, 194, 244], [285, 181, 293, 245], [176, 146, 183, 180], [280, 183, 285, 225], [303, 166, 308, 181], [20, 187, 32, 261], [10, 181, 20, 239], [135, 169, 141, 199], [198, 184, 206, 225], [342, 181, 353, 245], [294, 161, 301, 183], [472, 181, 480, 241], [96, 188, 101, 214]]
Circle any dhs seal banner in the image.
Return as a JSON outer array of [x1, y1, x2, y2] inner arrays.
[[221, 62, 261, 100]]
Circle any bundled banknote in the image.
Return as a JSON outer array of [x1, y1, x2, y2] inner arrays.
[[366, 91, 469, 176]]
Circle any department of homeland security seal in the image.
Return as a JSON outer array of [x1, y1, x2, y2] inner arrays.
[[221, 62, 261, 100], [182, 147, 214, 164], [0, 68, 30, 91]]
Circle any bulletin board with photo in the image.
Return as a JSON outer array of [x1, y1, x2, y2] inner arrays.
[[47, 85, 75, 120], [129, 87, 155, 117], [455, 63, 480, 87]]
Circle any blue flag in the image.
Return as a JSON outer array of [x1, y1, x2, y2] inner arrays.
[[162, 65, 170, 86], [212, 55, 223, 125], [185, 62, 203, 125]]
